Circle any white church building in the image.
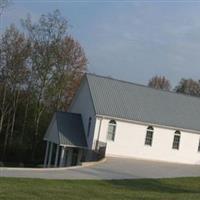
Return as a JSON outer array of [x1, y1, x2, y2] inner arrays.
[[44, 73, 200, 167]]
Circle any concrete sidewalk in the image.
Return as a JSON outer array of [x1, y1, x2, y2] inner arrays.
[[0, 157, 200, 179]]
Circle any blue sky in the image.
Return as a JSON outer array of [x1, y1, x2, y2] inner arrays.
[[2, 0, 200, 86]]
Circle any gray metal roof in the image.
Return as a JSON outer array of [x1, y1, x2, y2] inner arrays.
[[45, 112, 87, 148], [86, 73, 200, 132]]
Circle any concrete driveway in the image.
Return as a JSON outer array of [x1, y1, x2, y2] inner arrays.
[[0, 157, 200, 179]]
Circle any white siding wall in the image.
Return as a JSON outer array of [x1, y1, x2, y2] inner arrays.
[[94, 117, 200, 165], [69, 79, 96, 149]]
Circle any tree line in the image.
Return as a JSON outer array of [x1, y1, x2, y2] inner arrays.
[[0, 10, 87, 166], [148, 76, 200, 97], [1, 1, 200, 166]]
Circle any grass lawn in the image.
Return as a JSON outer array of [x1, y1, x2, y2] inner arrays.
[[0, 177, 200, 200]]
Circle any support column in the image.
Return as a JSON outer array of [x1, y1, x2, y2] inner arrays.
[[59, 146, 65, 167], [77, 149, 83, 165], [66, 148, 73, 167], [54, 144, 60, 167], [47, 142, 53, 168], [43, 141, 50, 168]]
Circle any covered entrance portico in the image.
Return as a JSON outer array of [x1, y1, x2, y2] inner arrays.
[[43, 142, 84, 167], [43, 112, 87, 168]]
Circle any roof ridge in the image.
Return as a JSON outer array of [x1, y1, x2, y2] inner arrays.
[[86, 73, 200, 101]]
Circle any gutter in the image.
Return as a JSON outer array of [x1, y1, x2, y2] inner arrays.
[[96, 114, 200, 135]]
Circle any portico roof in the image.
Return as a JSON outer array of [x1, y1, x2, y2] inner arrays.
[[44, 112, 87, 148]]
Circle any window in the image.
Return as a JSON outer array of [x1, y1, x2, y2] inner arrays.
[[145, 126, 154, 146], [198, 139, 200, 152], [87, 117, 92, 137], [172, 131, 181, 150], [107, 120, 116, 141]]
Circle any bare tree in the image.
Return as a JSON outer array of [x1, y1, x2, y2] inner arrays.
[[174, 79, 200, 97], [0, 0, 11, 137], [0, 25, 30, 148], [47, 36, 87, 111], [0, 0, 10, 17], [148, 75, 171, 91], [22, 10, 87, 159], [0, 9, 87, 164]]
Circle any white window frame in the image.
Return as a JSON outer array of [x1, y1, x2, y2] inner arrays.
[[107, 120, 116, 141], [198, 138, 200, 152], [172, 130, 181, 150], [145, 126, 154, 146]]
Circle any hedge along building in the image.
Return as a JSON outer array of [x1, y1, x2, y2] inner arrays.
[[44, 74, 200, 167]]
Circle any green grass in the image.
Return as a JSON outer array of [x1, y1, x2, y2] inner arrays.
[[0, 177, 200, 200]]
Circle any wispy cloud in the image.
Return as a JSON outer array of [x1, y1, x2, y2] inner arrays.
[[80, 3, 200, 85], [2, 1, 200, 86]]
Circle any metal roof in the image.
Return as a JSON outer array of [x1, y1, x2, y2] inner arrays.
[[86, 73, 200, 132], [44, 112, 87, 148]]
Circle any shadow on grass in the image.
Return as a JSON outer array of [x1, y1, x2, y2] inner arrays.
[[106, 178, 200, 194]]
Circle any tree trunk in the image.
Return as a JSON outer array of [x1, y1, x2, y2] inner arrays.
[[0, 84, 7, 135], [9, 89, 20, 147], [20, 100, 29, 145], [31, 105, 44, 162], [2, 114, 11, 161], [56, 89, 62, 110], [0, 113, 5, 135]]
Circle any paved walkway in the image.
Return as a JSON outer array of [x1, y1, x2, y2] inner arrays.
[[0, 157, 200, 179]]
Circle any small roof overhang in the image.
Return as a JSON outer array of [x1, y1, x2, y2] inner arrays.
[[44, 112, 88, 148]]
